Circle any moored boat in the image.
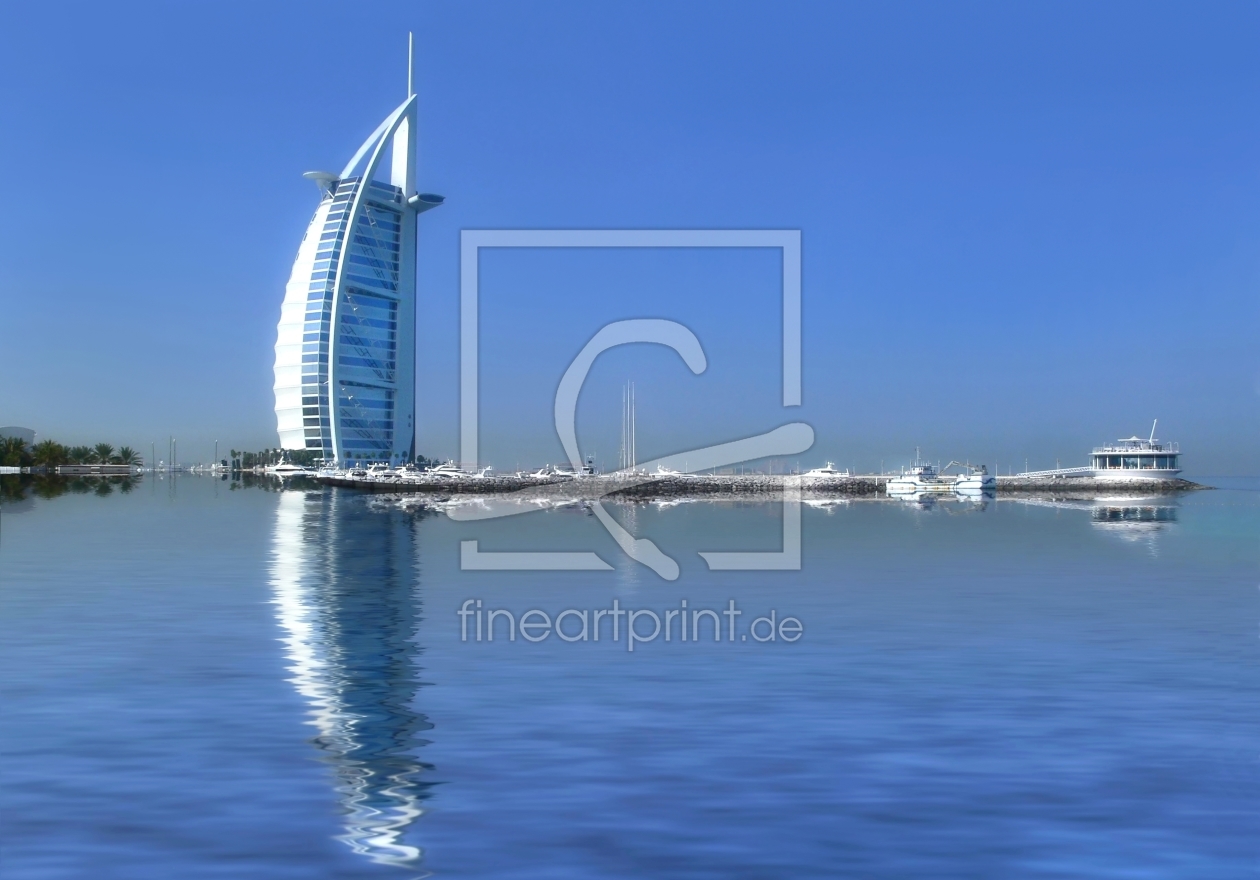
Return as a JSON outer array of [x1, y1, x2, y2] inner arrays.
[[887, 460, 948, 494], [946, 463, 996, 492], [803, 462, 851, 479], [267, 461, 311, 477]]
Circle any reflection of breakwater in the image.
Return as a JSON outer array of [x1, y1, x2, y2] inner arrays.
[[0, 473, 142, 504], [316, 473, 1203, 500], [269, 490, 434, 870]]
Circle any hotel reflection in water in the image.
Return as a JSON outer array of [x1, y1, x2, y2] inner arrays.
[[269, 489, 433, 869]]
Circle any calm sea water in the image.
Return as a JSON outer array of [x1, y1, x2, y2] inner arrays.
[[0, 476, 1255, 879]]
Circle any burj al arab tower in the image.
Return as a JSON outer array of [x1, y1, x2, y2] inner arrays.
[[273, 38, 443, 465]]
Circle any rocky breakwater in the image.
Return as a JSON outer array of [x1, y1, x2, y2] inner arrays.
[[607, 474, 887, 499], [316, 472, 889, 500], [316, 471, 1208, 501], [994, 475, 1207, 499]]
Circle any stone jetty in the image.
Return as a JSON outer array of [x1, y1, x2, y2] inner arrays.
[[314, 472, 1206, 501]]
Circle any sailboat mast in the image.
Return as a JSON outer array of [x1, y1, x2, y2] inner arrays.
[[631, 382, 636, 470]]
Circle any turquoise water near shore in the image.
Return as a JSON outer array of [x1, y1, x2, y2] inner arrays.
[[0, 477, 1255, 878]]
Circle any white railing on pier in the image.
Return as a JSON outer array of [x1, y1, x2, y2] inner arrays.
[[1091, 441, 1179, 454], [1011, 466, 1093, 478]]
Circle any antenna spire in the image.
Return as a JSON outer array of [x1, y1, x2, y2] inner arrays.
[[408, 32, 414, 98]]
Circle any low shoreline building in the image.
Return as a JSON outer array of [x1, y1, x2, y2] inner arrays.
[[55, 464, 136, 476]]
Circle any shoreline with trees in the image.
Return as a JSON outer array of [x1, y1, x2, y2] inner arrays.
[[0, 437, 142, 470]]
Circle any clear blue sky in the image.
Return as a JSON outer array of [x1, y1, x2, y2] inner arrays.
[[0, 1, 1256, 474]]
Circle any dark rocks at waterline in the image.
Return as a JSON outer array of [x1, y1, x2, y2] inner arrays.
[[993, 476, 1206, 495], [607, 475, 887, 498]]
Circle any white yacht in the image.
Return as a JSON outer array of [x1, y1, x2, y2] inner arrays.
[[549, 456, 599, 477], [394, 463, 425, 480], [423, 461, 492, 480], [1090, 422, 1181, 481], [423, 462, 465, 479], [267, 461, 310, 477], [802, 462, 851, 479]]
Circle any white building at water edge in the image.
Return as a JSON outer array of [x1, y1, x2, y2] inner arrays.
[[1089, 434, 1181, 480], [1015, 421, 1184, 481], [273, 37, 443, 465]]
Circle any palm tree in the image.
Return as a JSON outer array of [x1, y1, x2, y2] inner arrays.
[[116, 446, 141, 466], [68, 445, 93, 464], [31, 440, 69, 468], [32, 479, 68, 500], [0, 436, 29, 467], [93, 443, 115, 464]]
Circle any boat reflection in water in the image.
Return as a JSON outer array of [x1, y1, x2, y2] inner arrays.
[[269, 489, 434, 870], [889, 489, 995, 511], [802, 498, 851, 514]]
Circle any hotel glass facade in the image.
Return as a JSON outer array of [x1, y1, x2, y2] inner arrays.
[[274, 94, 439, 464]]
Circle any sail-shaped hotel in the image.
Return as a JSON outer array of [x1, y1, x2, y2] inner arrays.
[[273, 45, 442, 465]]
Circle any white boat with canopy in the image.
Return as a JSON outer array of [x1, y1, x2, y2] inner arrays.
[[803, 462, 851, 479]]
